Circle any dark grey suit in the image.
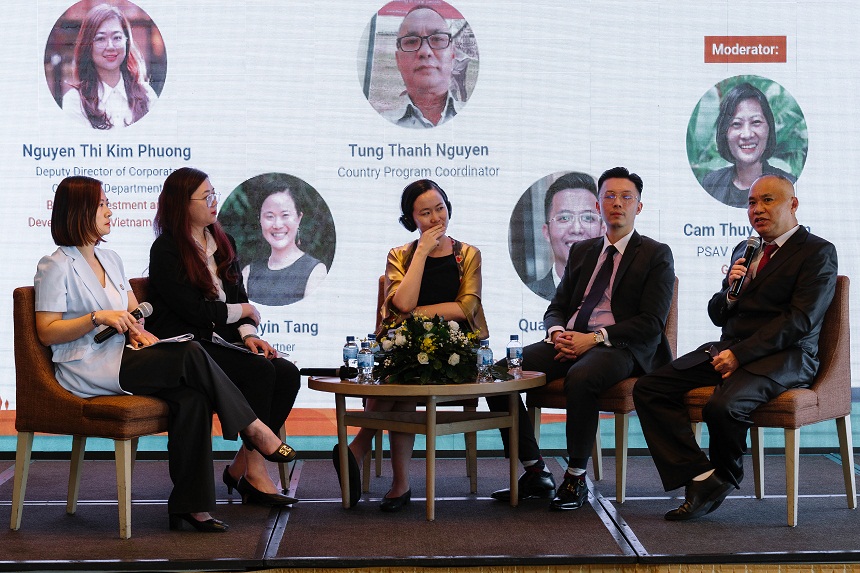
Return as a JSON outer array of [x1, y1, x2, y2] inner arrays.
[[489, 231, 675, 464], [633, 227, 838, 490]]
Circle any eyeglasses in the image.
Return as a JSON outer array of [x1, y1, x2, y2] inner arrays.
[[93, 33, 127, 49], [601, 192, 639, 204], [396, 33, 452, 52], [549, 212, 600, 226], [191, 192, 219, 208]]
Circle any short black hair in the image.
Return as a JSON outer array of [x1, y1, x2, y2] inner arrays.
[[399, 179, 452, 232], [598, 166, 643, 195], [51, 176, 104, 247], [715, 82, 777, 164], [543, 172, 597, 222]]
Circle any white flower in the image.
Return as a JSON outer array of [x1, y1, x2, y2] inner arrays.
[[395, 333, 407, 346], [448, 353, 460, 366], [423, 321, 433, 332], [417, 352, 429, 365], [381, 338, 394, 351], [448, 320, 460, 332]]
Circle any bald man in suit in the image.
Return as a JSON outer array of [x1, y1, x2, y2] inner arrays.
[[634, 174, 838, 521]]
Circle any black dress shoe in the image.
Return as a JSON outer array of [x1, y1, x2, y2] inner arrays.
[[379, 489, 411, 512], [664, 472, 733, 521], [550, 474, 589, 511], [241, 435, 298, 464], [223, 466, 239, 495], [331, 444, 361, 508], [236, 477, 298, 506], [491, 469, 556, 502], [168, 513, 229, 533]]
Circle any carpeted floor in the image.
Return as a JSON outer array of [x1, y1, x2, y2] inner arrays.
[[0, 452, 857, 571]]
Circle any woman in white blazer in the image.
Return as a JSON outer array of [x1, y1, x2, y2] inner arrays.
[[34, 176, 296, 533]]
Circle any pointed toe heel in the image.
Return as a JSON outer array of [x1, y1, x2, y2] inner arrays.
[[168, 513, 229, 533]]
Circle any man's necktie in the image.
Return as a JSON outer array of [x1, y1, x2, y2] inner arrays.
[[572, 245, 617, 333], [755, 243, 778, 276]]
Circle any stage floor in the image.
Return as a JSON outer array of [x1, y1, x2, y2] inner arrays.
[[1, 453, 858, 572]]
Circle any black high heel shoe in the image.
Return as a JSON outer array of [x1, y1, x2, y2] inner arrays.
[[241, 435, 298, 464], [168, 513, 229, 533], [236, 477, 299, 506], [379, 489, 411, 513], [223, 466, 239, 495]]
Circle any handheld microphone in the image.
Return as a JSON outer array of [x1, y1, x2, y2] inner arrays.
[[94, 302, 153, 343], [728, 235, 762, 298], [299, 367, 358, 380]]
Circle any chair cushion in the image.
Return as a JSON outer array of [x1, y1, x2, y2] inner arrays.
[[78, 395, 169, 439], [684, 386, 821, 429], [526, 376, 636, 414]]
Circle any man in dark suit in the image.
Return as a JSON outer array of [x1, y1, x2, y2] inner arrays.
[[489, 166, 675, 510], [633, 174, 838, 521]]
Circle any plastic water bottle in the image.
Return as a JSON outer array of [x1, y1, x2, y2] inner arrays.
[[506, 334, 523, 379], [476, 339, 493, 382], [367, 334, 379, 358], [357, 340, 374, 384], [343, 336, 358, 369]]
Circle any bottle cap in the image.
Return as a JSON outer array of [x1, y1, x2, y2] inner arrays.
[[510, 334, 519, 340], [346, 335, 355, 341]]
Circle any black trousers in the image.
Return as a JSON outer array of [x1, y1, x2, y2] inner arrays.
[[199, 341, 300, 437], [118, 341, 257, 514], [633, 344, 789, 491], [486, 339, 637, 466]]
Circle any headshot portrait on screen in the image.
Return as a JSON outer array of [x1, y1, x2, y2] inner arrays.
[[44, 0, 166, 130], [217, 173, 335, 307], [509, 171, 603, 300], [687, 75, 808, 208], [359, 0, 479, 128]]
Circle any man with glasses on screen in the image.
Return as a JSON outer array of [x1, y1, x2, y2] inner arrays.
[[488, 167, 675, 511], [529, 172, 605, 300], [633, 174, 837, 521], [388, 6, 459, 128]]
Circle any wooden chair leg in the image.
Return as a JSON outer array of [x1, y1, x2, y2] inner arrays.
[[592, 424, 603, 481], [375, 430, 383, 477], [529, 406, 540, 445], [278, 426, 289, 493], [751, 427, 765, 499], [784, 428, 799, 527], [68, 435, 86, 515], [10, 432, 34, 531], [362, 450, 371, 493], [115, 439, 133, 539], [615, 413, 629, 503], [463, 405, 477, 488], [836, 415, 857, 509]]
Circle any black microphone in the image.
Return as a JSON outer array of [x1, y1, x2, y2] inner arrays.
[[94, 302, 153, 343], [299, 367, 358, 380], [728, 235, 762, 298]]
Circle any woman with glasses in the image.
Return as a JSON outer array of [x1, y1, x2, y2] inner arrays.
[[146, 167, 301, 508], [62, 3, 156, 129], [35, 176, 297, 532]]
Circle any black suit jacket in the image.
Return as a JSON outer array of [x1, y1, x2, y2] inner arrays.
[[702, 227, 837, 387], [146, 232, 254, 344], [527, 270, 557, 300], [544, 231, 675, 373]]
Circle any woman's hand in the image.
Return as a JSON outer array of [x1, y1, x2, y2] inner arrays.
[[128, 327, 159, 349], [94, 309, 142, 338], [244, 336, 278, 359], [240, 303, 261, 326], [415, 224, 445, 257]]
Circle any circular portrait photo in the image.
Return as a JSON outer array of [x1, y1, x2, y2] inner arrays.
[[218, 173, 336, 307], [509, 171, 603, 300], [44, 0, 166, 130], [687, 75, 808, 208], [358, 0, 479, 129]]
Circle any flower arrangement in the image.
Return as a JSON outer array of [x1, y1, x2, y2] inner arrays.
[[374, 314, 482, 385]]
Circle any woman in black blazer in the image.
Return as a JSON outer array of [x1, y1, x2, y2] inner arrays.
[[147, 167, 301, 507]]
